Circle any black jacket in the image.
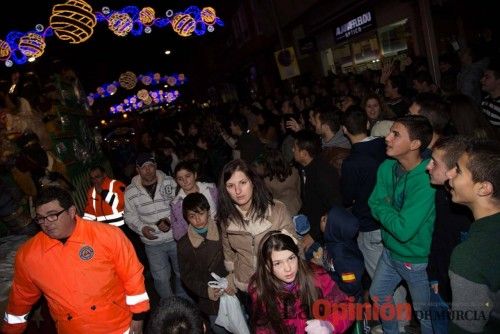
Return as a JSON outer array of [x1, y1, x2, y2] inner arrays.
[[299, 156, 342, 242], [341, 137, 386, 232], [427, 187, 472, 303]]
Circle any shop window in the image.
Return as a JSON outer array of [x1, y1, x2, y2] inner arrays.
[[352, 34, 380, 65], [333, 43, 353, 70], [378, 19, 409, 56]]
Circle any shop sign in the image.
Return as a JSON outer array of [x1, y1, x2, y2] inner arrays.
[[335, 10, 375, 42], [274, 47, 300, 80]]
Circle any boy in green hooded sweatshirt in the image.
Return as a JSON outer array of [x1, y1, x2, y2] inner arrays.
[[368, 115, 435, 334]]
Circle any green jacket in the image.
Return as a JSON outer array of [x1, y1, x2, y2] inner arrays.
[[449, 213, 500, 334], [368, 158, 435, 263]]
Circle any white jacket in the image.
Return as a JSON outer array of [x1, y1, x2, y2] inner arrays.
[[124, 170, 177, 245]]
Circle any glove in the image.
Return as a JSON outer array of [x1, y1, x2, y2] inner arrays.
[[305, 319, 335, 334], [208, 286, 221, 301]]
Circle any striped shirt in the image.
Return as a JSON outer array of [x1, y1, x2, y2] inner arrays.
[[481, 95, 500, 127]]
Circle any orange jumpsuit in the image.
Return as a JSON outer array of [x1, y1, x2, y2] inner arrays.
[[2, 216, 150, 334], [83, 176, 126, 227]]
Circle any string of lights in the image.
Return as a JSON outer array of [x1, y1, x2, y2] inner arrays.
[[0, 0, 223, 67]]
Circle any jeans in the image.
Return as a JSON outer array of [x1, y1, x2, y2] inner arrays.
[[358, 230, 407, 314], [370, 248, 432, 334], [145, 241, 188, 299], [430, 289, 449, 334]]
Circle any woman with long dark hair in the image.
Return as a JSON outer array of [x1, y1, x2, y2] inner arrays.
[[249, 232, 352, 334], [254, 149, 301, 215], [217, 159, 297, 296]]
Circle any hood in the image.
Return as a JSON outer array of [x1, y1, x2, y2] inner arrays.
[[323, 205, 359, 246]]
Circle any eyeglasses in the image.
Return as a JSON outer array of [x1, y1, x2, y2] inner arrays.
[[35, 209, 67, 224]]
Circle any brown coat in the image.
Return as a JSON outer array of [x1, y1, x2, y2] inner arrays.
[[177, 219, 227, 315], [264, 168, 302, 216], [221, 200, 298, 291]]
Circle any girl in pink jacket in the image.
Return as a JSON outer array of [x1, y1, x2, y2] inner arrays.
[[248, 232, 353, 334]]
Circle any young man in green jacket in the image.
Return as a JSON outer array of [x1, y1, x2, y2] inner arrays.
[[369, 115, 435, 334], [446, 140, 500, 334]]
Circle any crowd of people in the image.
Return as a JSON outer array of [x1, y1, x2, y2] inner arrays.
[[1, 44, 500, 334]]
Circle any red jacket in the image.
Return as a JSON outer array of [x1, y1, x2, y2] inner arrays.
[[249, 265, 353, 334], [2, 216, 149, 334], [83, 176, 126, 227]]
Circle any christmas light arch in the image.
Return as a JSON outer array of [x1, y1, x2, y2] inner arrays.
[[0, 1, 224, 67]]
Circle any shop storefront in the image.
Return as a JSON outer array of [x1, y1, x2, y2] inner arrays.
[[302, 0, 423, 75], [330, 5, 416, 74]]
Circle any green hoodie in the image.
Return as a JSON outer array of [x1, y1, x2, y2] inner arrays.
[[369, 158, 435, 263]]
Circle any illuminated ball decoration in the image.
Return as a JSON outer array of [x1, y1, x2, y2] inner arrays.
[[0, 40, 11, 61], [139, 7, 155, 26], [137, 89, 149, 101], [141, 75, 152, 86], [201, 7, 217, 25], [153, 73, 161, 82], [97, 87, 105, 95], [106, 84, 117, 95], [50, 0, 97, 44], [171, 14, 196, 37], [108, 12, 133, 37], [18, 33, 46, 58], [178, 73, 185, 82], [119, 71, 137, 90], [167, 76, 177, 86]]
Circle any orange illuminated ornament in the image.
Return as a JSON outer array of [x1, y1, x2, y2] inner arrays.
[[201, 7, 216, 25], [119, 71, 137, 90], [139, 7, 155, 26], [137, 89, 149, 101], [0, 40, 11, 61], [50, 0, 96, 44], [18, 33, 46, 58], [171, 14, 196, 37], [108, 12, 133, 37]]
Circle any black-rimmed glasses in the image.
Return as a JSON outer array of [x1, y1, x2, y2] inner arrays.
[[35, 209, 67, 224]]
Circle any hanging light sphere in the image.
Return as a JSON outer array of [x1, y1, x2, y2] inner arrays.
[[18, 33, 46, 58], [139, 7, 156, 25], [50, 0, 96, 44], [201, 7, 217, 25], [119, 71, 137, 90], [108, 12, 133, 37], [171, 14, 196, 37], [0, 40, 11, 61]]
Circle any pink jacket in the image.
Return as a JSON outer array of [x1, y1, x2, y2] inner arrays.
[[249, 265, 353, 334]]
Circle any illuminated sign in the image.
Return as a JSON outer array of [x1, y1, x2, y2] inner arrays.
[[335, 10, 375, 42]]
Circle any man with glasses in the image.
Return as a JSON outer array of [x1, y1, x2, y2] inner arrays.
[[83, 165, 126, 228], [2, 186, 150, 334]]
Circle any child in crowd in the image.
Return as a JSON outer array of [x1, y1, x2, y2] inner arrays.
[[148, 296, 205, 334], [368, 115, 435, 334], [177, 193, 234, 334], [248, 231, 352, 334], [446, 139, 500, 333]]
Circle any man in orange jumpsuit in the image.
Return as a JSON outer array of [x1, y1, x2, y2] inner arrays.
[[83, 166, 126, 228], [2, 186, 150, 334]]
